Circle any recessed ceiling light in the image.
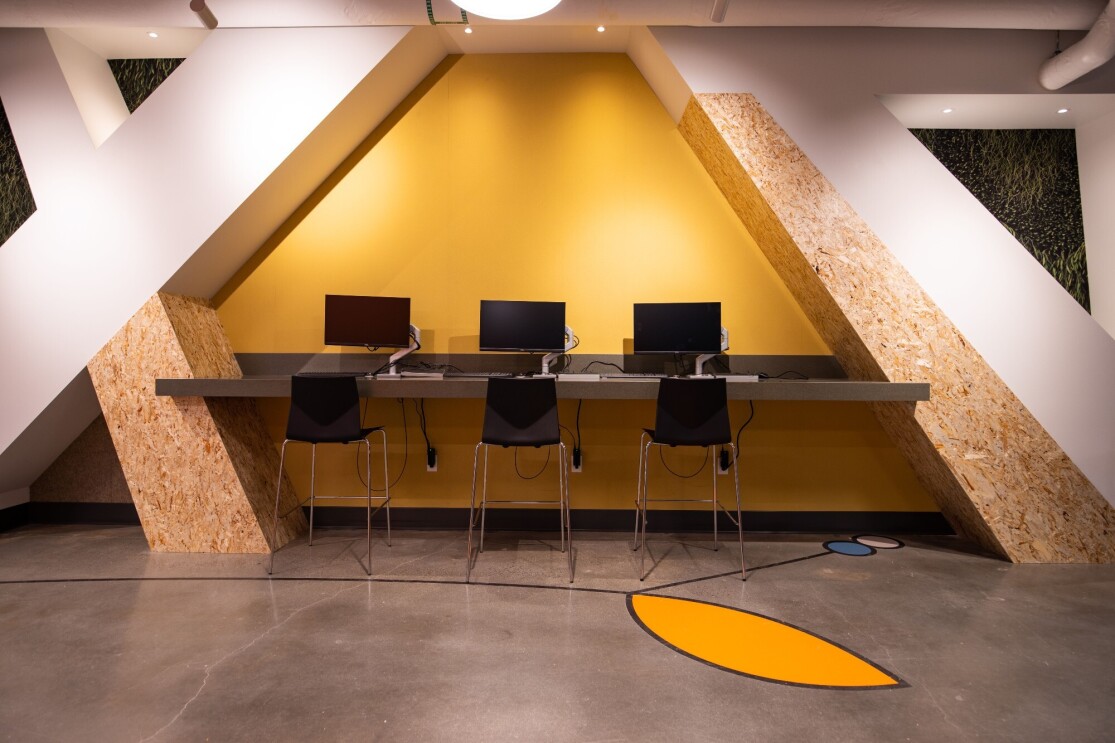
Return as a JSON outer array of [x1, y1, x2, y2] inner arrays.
[[597, 25, 606, 32], [147, 31, 159, 39], [941, 108, 954, 114], [1057, 107, 1070, 114], [464, 26, 473, 34]]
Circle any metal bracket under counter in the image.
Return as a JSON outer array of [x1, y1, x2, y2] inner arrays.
[[155, 376, 930, 402]]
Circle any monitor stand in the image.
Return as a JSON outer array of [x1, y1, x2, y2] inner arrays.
[[539, 324, 575, 376], [375, 325, 443, 378], [691, 325, 729, 377]]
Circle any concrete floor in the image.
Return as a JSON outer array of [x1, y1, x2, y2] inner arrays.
[[1, 524, 1113, 742]]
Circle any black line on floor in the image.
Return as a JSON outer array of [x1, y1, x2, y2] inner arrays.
[[0, 552, 832, 594], [629, 551, 831, 594]]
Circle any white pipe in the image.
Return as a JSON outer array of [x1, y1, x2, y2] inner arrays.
[[1039, 0, 1115, 90]]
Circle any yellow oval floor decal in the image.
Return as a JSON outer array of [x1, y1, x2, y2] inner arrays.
[[628, 594, 904, 689]]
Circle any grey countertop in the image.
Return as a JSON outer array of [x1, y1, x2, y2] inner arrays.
[[155, 375, 929, 402]]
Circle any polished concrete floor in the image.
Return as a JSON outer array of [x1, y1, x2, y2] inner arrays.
[[2, 523, 1114, 742]]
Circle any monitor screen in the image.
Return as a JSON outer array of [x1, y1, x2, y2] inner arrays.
[[479, 300, 566, 352], [324, 295, 411, 348], [633, 302, 722, 354]]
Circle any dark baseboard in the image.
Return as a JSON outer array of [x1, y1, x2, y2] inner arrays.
[[26, 502, 141, 525], [0, 503, 31, 532], [306, 507, 954, 535], [10, 502, 953, 535]]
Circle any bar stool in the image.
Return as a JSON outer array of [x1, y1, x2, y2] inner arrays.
[[467, 376, 572, 583], [634, 376, 745, 580], [268, 374, 390, 575]]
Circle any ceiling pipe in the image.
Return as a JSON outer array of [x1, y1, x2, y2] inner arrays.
[[710, 0, 729, 24], [1039, 0, 1115, 89], [189, 0, 218, 30]]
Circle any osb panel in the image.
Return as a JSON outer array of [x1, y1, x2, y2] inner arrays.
[[87, 292, 305, 553], [30, 414, 131, 503], [681, 94, 1115, 563]]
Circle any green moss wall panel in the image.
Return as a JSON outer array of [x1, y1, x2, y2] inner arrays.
[[912, 129, 1089, 310], [0, 100, 36, 245]]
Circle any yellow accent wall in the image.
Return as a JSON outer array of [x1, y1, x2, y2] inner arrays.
[[216, 54, 936, 514]]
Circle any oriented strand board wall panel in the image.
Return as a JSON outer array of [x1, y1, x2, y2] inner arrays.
[[680, 94, 1115, 563], [87, 293, 305, 553]]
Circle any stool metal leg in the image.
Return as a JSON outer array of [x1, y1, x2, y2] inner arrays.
[[466, 442, 484, 582], [560, 442, 573, 582], [639, 439, 653, 581], [633, 432, 650, 551], [557, 443, 566, 554], [375, 428, 391, 547], [479, 445, 490, 553], [711, 445, 719, 551], [307, 443, 317, 547], [730, 443, 746, 581], [363, 439, 372, 576], [267, 439, 291, 575]]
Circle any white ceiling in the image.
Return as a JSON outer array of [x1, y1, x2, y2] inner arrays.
[[9, 0, 1115, 128], [882, 94, 1115, 129], [0, 0, 1109, 32]]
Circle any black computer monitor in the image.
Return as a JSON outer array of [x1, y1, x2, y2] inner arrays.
[[324, 295, 411, 348], [633, 302, 722, 354], [479, 300, 566, 352]]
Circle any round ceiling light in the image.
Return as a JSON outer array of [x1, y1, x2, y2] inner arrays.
[[451, 0, 561, 20]]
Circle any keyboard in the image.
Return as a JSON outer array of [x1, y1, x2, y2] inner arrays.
[[600, 372, 666, 379], [296, 371, 362, 377], [444, 371, 516, 378]]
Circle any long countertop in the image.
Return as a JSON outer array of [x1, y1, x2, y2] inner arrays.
[[155, 375, 930, 402]]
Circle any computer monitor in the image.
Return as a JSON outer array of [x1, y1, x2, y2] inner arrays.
[[479, 300, 566, 352], [324, 295, 412, 348], [633, 302, 722, 355]]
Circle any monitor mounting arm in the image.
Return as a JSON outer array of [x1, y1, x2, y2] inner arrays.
[[694, 326, 729, 377], [541, 325, 575, 375], [382, 325, 421, 376]]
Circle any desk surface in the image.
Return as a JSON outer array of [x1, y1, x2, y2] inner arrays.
[[155, 375, 930, 402]]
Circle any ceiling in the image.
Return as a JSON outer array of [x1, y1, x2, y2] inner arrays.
[[6, 0, 1114, 129], [0, 0, 1109, 32]]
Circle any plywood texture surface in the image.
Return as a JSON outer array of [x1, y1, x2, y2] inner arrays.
[[681, 94, 1114, 563], [87, 293, 305, 553]]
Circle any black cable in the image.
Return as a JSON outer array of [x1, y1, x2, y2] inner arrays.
[[370, 332, 421, 376], [580, 359, 625, 374], [709, 355, 732, 375], [762, 370, 808, 380], [659, 446, 708, 478], [732, 399, 756, 459], [575, 398, 583, 449], [514, 447, 550, 479], [413, 398, 431, 450], [356, 398, 408, 491]]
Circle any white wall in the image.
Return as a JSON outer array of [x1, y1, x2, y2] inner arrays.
[[0, 26, 428, 484], [653, 26, 1115, 503], [1078, 107, 1115, 339], [45, 28, 129, 147]]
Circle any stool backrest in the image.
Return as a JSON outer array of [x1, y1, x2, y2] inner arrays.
[[653, 377, 731, 446], [481, 376, 561, 447], [286, 374, 363, 443]]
